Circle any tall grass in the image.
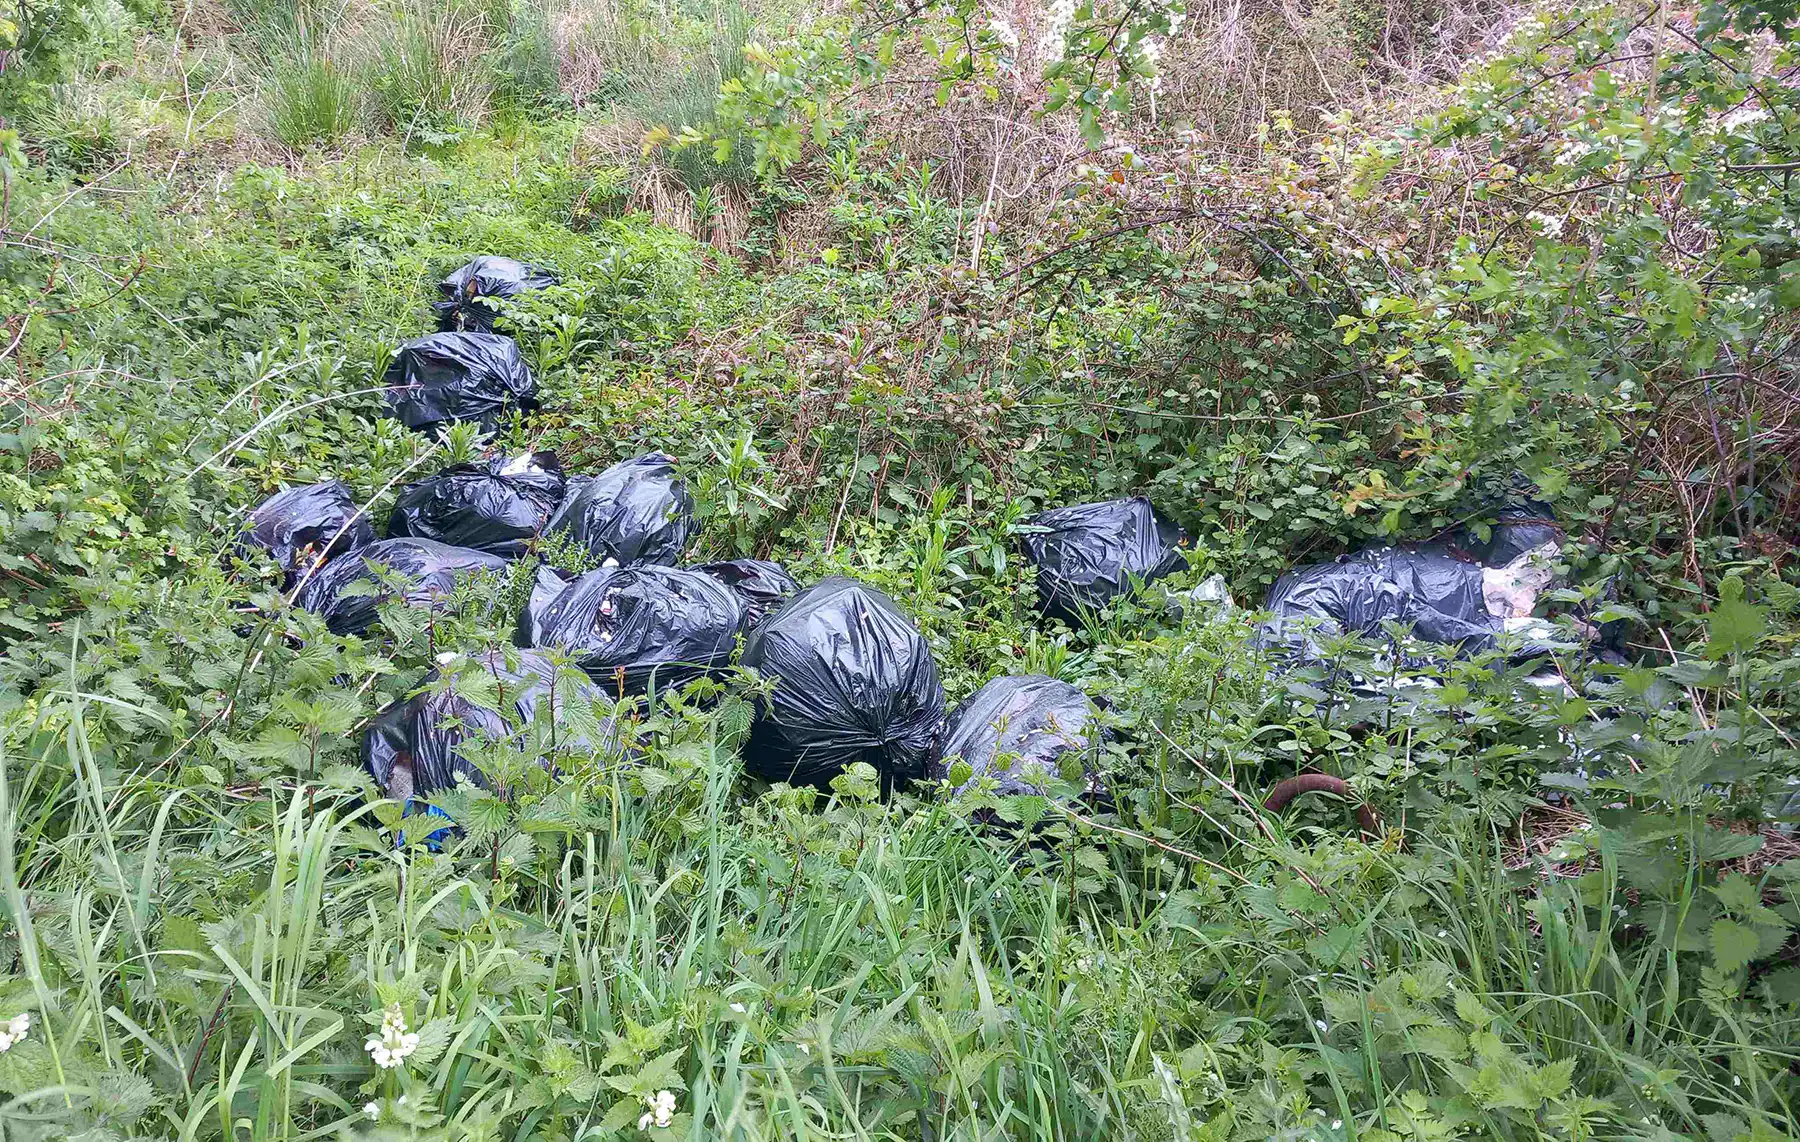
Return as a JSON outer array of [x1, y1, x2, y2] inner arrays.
[[266, 54, 362, 146], [363, 0, 497, 137]]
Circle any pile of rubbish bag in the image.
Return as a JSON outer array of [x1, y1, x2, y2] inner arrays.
[[434, 256, 559, 333], [931, 675, 1108, 801], [741, 578, 945, 790], [234, 251, 1629, 841], [363, 649, 613, 799], [386, 451, 566, 558], [384, 332, 538, 436], [1023, 497, 1188, 624]]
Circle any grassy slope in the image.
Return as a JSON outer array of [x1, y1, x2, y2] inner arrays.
[[1, 96, 1797, 1142]]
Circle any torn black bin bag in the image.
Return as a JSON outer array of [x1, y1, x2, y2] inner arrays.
[[1258, 546, 1503, 661], [930, 674, 1108, 799], [363, 649, 613, 800], [295, 537, 507, 635], [516, 563, 572, 645], [694, 559, 800, 628], [741, 577, 945, 790], [383, 332, 538, 436], [434, 256, 560, 333], [1022, 497, 1188, 624], [522, 564, 744, 694], [386, 452, 566, 558], [544, 452, 693, 566], [236, 480, 375, 588], [1464, 498, 1564, 567]]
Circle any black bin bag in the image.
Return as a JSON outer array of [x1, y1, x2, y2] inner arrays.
[[545, 452, 693, 566], [236, 480, 375, 588], [517, 564, 572, 645], [522, 565, 744, 694], [930, 674, 1108, 799], [434, 256, 560, 333], [1258, 546, 1501, 661], [386, 452, 566, 558], [296, 537, 507, 635], [363, 649, 615, 800], [740, 577, 945, 789], [383, 332, 538, 436], [1023, 497, 1188, 624], [1461, 498, 1564, 567], [695, 559, 800, 628]]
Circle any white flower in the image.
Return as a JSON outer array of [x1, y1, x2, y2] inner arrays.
[[1437, 930, 1448, 938], [797, 1041, 810, 1055], [1525, 210, 1564, 238], [1314, 1019, 1329, 1033], [0, 1012, 30, 1053], [729, 1002, 746, 1014], [1554, 139, 1591, 166], [639, 1089, 677, 1130], [364, 1005, 421, 1070], [1332, 1120, 1343, 1130], [364, 1102, 380, 1121], [1722, 106, 1769, 134], [1042, 0, 1078, 57]]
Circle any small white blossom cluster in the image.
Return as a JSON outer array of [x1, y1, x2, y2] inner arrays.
[[638, 1089, 677, 1131], [1525, 210, 1564, 238], [365, 1005, 420, 1070], [1714, 284, 1766, 313], [1554, 138, 1591, 167], [1722, 106, 1769, 135], [0, 1012, 31, 1053], [363, 1095, 407, 1121], [1494, 8, 1553, 51]]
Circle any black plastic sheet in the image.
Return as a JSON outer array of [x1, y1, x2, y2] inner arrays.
[[544, 452, 693, 566], [363, 649, 613, 798], [434, 256, 559, 333], [1258, 546, 1500, 659], [236, 480, 375, 588], [741, 577, 945, 789], [386, 452, 566, 558], [1022, 497, 1188, 624], [694, 559, 800, 628], [521, 564, 744, 694], [295, 537, 507, 635], [383, 332, 538, 436], [931, 674, 1106, 798]]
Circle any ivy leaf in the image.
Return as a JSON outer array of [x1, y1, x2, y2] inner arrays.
[[1710, 918, 1762, 974]]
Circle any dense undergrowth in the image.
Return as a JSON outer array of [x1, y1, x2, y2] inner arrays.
[[3, 0, 1800, 1136]]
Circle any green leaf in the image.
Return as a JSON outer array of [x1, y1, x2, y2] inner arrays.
[[1705, 588, 1767, 660], [1453, 990, 1494, 1029], [1710, 918, 1762, 974]]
